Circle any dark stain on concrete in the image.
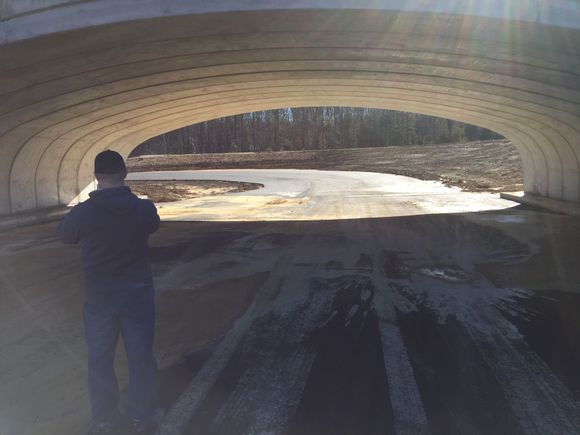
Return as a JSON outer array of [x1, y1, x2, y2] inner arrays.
[[397, 306, 525, 435], [288, 277, 394, 435], [498, 290, 580, 400]]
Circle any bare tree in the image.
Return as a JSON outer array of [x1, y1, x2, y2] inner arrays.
[[132, 107, 502, 156]]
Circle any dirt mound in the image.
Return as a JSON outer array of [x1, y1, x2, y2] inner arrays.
[[126, 180, 263, 202]]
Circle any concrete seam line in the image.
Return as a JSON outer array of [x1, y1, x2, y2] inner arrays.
[[3, 44, 578, 99], [2, 60, 579, 119], [6, 70, 575, 160], [2, 68, 578, 142]]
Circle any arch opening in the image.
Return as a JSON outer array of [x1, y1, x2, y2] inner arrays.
[[121, 107, 522, 222]]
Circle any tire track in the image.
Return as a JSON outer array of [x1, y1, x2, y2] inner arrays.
[[371, 266, 431, 435], [155, 252, 294, 435], [208, 274, 336, 434], [157, 200, 333, 434], [463, 306, 580, 435]]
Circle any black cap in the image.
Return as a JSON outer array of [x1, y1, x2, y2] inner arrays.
[[94, 150, 127, 174]]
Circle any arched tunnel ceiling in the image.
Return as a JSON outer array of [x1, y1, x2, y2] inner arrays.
[[0, 3, 579, 215]]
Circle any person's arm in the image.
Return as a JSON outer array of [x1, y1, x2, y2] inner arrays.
[[145, 200, 160, 234], [57, 206, 82, 244]]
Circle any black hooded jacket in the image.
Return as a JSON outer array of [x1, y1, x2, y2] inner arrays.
[[58, 186, 160, 303]]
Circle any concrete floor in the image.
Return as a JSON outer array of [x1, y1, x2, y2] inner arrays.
[[1, 172, 579, 435]]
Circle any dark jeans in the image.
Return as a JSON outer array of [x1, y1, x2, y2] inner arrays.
[[83, 286, 157, 423]]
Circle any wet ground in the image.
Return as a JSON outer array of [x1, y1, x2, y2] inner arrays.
[[1, 180, 580, 435], [149, 212, 580, 435]]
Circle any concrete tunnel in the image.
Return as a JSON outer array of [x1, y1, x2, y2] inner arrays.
[[0, 0, 579, 218]]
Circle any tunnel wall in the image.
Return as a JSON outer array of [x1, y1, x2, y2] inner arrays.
[[0, 1, 579, 215]]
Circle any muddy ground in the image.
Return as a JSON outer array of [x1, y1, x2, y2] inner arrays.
[[126, 180, 263, 203], [2, 207, 579, 435], [128, 140, 523, 193]]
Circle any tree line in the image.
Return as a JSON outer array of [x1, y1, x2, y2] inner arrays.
[[132, 107, 503, 156]]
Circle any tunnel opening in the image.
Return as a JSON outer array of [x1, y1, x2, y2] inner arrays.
[[122, 107, 521, 222]]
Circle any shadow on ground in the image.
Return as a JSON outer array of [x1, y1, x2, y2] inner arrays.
[[1, 207, 579, 435]]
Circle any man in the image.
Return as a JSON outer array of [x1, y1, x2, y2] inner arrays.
[[58, 150, 160, 434]]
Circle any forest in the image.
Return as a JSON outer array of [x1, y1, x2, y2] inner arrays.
[[131, 107, 503, 156]]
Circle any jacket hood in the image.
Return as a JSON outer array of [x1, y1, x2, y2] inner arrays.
[[88, 186, 140, 215]]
